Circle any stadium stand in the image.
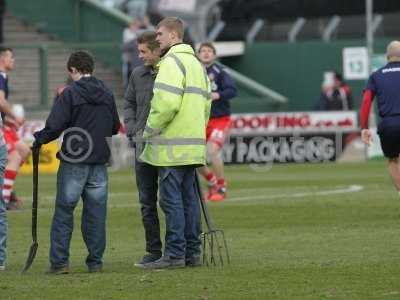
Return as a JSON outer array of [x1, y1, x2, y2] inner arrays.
[[218, 0, 400, 42], [3, 14, 124, 115]]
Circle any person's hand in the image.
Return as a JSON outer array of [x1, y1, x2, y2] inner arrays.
[[211, 92, 220, 101], [361, 129, 373, 146]]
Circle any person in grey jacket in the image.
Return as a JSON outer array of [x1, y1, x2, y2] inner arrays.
[[123, 31, 162, 267]]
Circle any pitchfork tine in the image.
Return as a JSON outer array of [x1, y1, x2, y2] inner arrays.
[[219, 230, 231, 264], [194, 172, 230, 266]]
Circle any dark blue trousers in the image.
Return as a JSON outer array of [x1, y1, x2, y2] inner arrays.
[[158, 167, 201, 259]]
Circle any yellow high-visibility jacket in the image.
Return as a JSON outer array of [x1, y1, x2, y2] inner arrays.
[[140, 43, 212, 166]]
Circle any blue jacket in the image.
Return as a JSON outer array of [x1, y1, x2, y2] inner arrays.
[[34, 76, 120, 164], [366, 61, 400, 118], [207, 64, 237, 118]]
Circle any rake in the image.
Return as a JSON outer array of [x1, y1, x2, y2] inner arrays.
[[194, 172, 230, 266], [22, 146, 40, 273]]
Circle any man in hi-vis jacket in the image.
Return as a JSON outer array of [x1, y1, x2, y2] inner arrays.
[[140, 17, 211, 269]]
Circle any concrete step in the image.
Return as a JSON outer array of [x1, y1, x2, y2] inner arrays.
[[3, 14, 125, 106], [4, 19, 26, 28], [5, 35, 50, 43], [4, 24, 37, 33], [10, 79, 123, 97]]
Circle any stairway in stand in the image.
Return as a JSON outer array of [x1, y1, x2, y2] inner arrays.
[[4, 14, 125, 119]]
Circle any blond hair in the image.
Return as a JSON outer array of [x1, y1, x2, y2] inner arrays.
[[156, 17, 184, 39]]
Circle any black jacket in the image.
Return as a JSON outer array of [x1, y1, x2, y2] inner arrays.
[[34, 76, 120, 164], [315, 84, 353, 111]]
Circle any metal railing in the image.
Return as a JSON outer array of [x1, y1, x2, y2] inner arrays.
[[219, 63, 287, 106]]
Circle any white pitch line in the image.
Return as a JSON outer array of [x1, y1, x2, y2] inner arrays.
[[16, 185, 364, 212], [228, 185, 364, 202]]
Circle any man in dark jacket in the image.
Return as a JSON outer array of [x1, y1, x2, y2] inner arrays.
[[33, 50, 120, 274], [197, 42, 237, 202], [123, 31, 162, 267], [315, 72, 353, 111]]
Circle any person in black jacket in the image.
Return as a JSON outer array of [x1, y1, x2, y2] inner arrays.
[[315, 71, 353, 111], [33, 50, 120, 274]]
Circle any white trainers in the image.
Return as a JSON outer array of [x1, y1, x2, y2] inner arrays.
[[0, 265, 5, 271]]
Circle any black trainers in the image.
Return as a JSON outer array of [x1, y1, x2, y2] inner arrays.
[[140, 255, 185, 270], [88, 264, 103, 273], [134, 253, 162, 268], [47, 265, 69, 275], [185, 255, 202, 267]]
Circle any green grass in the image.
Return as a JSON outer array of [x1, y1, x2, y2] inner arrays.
[[1, 161, 400, 299]]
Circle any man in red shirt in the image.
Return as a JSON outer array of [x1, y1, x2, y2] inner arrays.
[[0, 47, 27, 210], [197, 43, 237, 202]]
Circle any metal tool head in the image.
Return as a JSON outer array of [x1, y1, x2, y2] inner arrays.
[[194, 172, 231, 266], [21, 241, 38, 273], [201, 229, 230, 267]]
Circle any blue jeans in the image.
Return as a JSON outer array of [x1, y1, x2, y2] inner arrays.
[[135, 159, 162, 255], [50, 161, 108, 268], [0, 144, 7, 265], [159, 167, 201, 259]]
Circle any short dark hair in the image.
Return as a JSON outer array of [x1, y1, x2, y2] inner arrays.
[[137, 31, 160, 52], [157, 17, 184, 39], [334, 72, 343, 83], [198, 42, 216, 54], [67, 50, 94, 74], [0, 47, 13, 56]]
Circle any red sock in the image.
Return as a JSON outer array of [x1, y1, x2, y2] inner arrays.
[[217, 178, 226, 187], [204, 172, 217, 186], [3, 170, 17, 204]]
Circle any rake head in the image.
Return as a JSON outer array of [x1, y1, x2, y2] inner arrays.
[[194, 171, 231, 266], [201, 228, 230, 266]]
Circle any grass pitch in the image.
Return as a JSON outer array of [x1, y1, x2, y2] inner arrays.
[[1, 161, 400, 299]]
